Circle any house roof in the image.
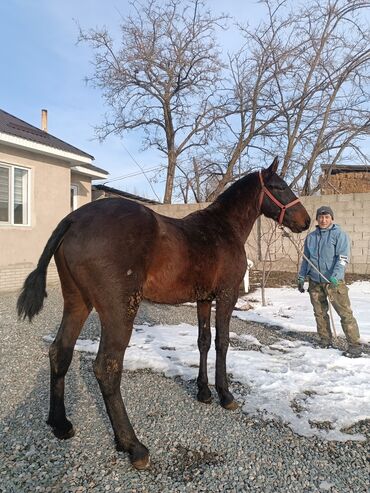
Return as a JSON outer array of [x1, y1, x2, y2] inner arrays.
[[322, 164, 370, 175], [0, 109, 109, 179], [93, 184, 160, 204], [0, 109, 93, 159]]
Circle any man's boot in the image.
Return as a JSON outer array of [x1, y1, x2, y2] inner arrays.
[[342, 346, 362, 358]]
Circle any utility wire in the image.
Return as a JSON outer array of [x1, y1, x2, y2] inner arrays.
[[101, 142, 163, 202], [123, 143, 162, 201], [103, 166, 163, 184]]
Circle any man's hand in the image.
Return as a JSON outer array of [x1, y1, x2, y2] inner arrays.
[[329, 276, 339, 287], [297, 276, 305, 293]]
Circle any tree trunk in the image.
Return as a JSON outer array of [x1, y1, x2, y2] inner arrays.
[[163, 149, 176, 204]]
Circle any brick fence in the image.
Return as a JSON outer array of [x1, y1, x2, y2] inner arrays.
[[0, 262, 60, 294], [3, 192, 369, 293], [149, 192, 370, 275]]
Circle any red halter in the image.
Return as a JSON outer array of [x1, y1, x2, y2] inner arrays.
[[258, 171, 301, 225]]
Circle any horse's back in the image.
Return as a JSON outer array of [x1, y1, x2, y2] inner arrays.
[[69, 197, 156, 235], [70, 197, 154, 224], [56, 198, 159, 280]]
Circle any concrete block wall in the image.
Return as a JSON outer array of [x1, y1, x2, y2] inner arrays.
[[247, 192, 370, 275], [149, 202, 209, 218], [149, 192, 370, 276], [3, 192, 369, 293], [0, 262, 59, 293]]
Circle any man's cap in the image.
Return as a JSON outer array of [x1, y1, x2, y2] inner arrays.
[[316, 206, 334, 219]]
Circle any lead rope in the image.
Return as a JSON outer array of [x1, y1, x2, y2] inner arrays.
[[279, 226, 337, 340]]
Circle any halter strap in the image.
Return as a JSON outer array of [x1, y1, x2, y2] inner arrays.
[[258, 171, 301, 225]]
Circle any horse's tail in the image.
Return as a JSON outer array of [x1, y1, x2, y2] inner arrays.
[[17, 218, 72, 321]]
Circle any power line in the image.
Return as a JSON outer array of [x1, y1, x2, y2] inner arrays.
[[103, 165, 163, 184], [119, 143, 162, 201]]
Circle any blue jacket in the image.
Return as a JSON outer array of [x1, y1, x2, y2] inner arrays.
[[298, 224, 350, 283]]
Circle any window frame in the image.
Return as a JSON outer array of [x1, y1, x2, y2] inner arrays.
[[71, 184, 78, 211], [0, 162, 31, 227]]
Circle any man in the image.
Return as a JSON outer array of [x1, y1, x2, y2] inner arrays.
[[298, 206, 361, 358]]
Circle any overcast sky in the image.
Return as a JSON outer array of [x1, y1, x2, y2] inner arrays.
[[0, 0, 265, 199]]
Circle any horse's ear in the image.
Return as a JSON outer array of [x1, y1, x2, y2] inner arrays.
[[266, 157, 279, 174]]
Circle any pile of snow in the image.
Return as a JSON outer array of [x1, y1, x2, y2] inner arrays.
[[44, 282, 370, 442], [235, 281, 370, 343]]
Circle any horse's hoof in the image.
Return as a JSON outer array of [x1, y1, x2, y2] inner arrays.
[[132, 454, 151, 471], [51, 425, 75, 440], [222, 400, 239, 411], [129, 443, 150, 470], [197, 387, 212, 404], [47, 419, 75, 440], [197, 393, 213, 404]]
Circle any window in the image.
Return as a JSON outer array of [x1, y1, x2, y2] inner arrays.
[[70, 185, 78, 211], [0, 164, 30, 225]]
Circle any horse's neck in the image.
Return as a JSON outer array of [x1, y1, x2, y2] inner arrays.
[[210, 174, 261, 243]]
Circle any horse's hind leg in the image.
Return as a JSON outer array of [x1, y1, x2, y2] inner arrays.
[[47, 302, 90, 438], [94, 296, 150, 470], [215, 290, 239, 411], [196, 300, 212, 403], [47, 257, 91, 438]]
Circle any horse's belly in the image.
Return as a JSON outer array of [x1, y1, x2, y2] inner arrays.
[[142, 278, 196, 304], [142, 254, 216, 304]]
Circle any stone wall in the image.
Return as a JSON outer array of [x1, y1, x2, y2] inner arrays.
[[149, 192, 370, 275], [149, 202, 208, 218], [5, 192, 370, 293], [0, 262, 59, 294]]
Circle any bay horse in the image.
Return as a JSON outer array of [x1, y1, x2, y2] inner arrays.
[[17, 157, 310, 470]]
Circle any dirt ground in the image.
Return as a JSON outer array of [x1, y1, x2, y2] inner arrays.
[[248, 269, 370, 291]]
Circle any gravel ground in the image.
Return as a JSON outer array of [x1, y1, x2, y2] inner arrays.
[[0, 287, 368, 493]]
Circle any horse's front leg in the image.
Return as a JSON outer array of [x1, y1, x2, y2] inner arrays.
[[215, 290, 239, 410], [196, 300, 212, 403]]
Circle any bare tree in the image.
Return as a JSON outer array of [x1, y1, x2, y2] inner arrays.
[[174, 155, 223, 202], [79, 0, 228, 203], [206, 8, 299, 200], [272, 0, 370, 194], [197, 0, 370, 200], [280, 228, 307, 273], [80, 0, 370, 202], [243, 218, 279, 306]]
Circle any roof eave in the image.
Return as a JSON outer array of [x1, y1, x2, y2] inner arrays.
[[71, 165, 109, 179], [0, 131, 93, 165]]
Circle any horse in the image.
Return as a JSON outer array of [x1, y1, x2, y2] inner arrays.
[[17, 157, 310, 470]]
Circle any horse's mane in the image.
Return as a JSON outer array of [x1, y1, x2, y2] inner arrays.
[[213, 171, 259, 207]]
